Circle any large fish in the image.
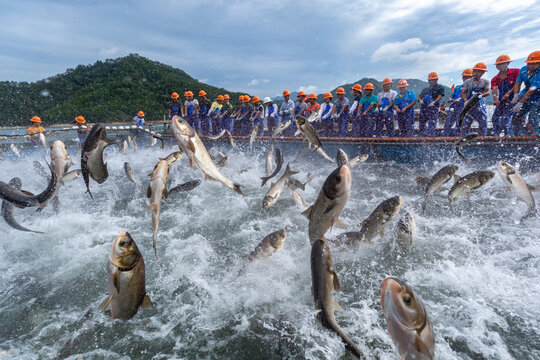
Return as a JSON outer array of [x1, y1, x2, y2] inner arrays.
[[38, 133, 48, 154], [169, 180, 201, 195], [244, 229, 287, 262], [315, 147, 335, 163], [448, 170, 494, 214], [147, 159, 169, 256], [287, 173, 312, 191], [497, 161, 536, 221], [422, 165, 459, 213], [455, 132, 478, 164], [458, 93, 481, 130], [127, 135, 138, 151], [340, 196, 402, 245], [50, 140, 71, 184], [81, 124, 119, 199], [163, 151, 183, 166], [124, 162, 136, 183], [292, 190, 308, 210], [295, 115, 322, 149], [271, 120, 291, 138], [249, 124, 259, 151], [98, 232, 153, 320], [395, 212, 415, 249], [10, 144, 21, 159], [261, 147, 283, 187], [265, 144, 274, 177], [215, 152, 229, 168], [302, 165, 351, 244], [262, 163, 298, 209], [380, 277, 435, 360], [1, 178, 43, 233], [336, 149, 368, 168], [311, 238, 365, 359], [208, 129, 226, 140], [349, 154, 369, 168], [225, 130, 235, 148], [171, 116, 243, 195], [62, 169, 82, 183]]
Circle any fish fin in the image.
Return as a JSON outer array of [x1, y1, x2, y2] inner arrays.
[[186, 138, 196, 153], [506, 174, 513, 185], [189, 157, 194, 168], [140, 294, 154, 309], [333, 300, 344, 311], [163, 188, 169, 198], [506, 186, 512, 192], [233, 184, 244, 196], [294, 130, 301, 136], [466, 191, 470, 200], [111, 267, 120, 293], [270, 181, 275, 187], [527, 183, 539, 191], [516, 197, 526, 203], [147, 185, 152, 198], [333, 270, 341, 291], [323, 204, 335, 214], [436, 184, 442, 192], [414, 338, 434, 360], [359, 220, 366, 227], [97, 296, 112, 312], [453, 175, 461, 183], [334, 218, 348, 229], [20, 190, 35, 197], [301, 205, 313, 219]]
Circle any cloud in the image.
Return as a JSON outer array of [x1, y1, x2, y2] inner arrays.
[[298, 85, 318, 94], [248, 78, 269, 86], [371, 38, 426, 62], [98, 47, 121, 58]]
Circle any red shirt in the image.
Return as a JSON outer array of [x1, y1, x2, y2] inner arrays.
[[306, 102, 320, 117], [490, 68, 519, 90]]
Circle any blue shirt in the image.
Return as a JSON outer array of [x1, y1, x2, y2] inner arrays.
[[517, 65, 540, 102], [133, 116, 145, 127], [450, 85, 464, 103], [394, 90, 417, 112], [359, 95, 378, 114]]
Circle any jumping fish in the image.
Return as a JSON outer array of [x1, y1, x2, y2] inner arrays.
[[39, 133, 48, 154], [448, 170, 494, 214], [168, 180, 201, 194], [302, 165, 351, 244], [147, 136, 157, 148], [315, 147, 335, 163], [311, 238, 365, 359], [380, 277, 435, 360], [348, 154, 369, 168], [262, 163, 298, 209], [147, 160, 169, 256], [249, 125, 259, 151], [163, 151, 183, 166], [98, 232, 153, 319], [62, 169, 82, 183], [50, 140, 71, 184], [208, 129, 227, 140], [225, 130, 235, 148], [336, 149, 368, 168], [261, 147, 283, 187], [119, 140, 128, 153], [124, 162, 136, 183], [422, 165, 459, 213], [216, 152, 229, 168], [1, 178, 43, 233], [10, 144, 21, 159], [455, 132, 478, 164], [271, 120, 291, 138], [497, 161, 536, 221], [171, 116, 243, 195], [458, 93, 481, 130], [244, 229, 287, 262], [292, 190, 308, 210], [295, 115, 322, 149], [128, 135, 138, 151], [287, 173, 312, 191], [265, 144, 274, 177], [395, 212, 416, 249]]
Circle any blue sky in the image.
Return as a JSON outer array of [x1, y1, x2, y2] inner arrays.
[[1, 0, 539, 97]]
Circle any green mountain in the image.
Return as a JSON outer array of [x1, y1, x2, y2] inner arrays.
[[0, 54, 244, 126]]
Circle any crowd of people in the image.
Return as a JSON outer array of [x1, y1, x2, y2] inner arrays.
[[26, 51, 540, 141]]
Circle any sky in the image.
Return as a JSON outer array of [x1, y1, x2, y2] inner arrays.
[[1, 0, 540, 97]]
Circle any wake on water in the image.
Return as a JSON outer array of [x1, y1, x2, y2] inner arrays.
[[0, 136, 538, 359]]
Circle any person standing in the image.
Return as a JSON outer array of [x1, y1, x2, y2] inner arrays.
[[349, 84, 362, 137], [236, 95, 253, 136], [460, 63, 491, 136], [208, 95, 224, 135], [357, 83, 378, 137], [198, 90, 211, 135], [490, 55, 520, 136], [279, 89, 295, 136], [375, 78, 397, 137], [393, 80, 417, 137], [169, 92, 183, 119], [26, 116, 48, 148], [418, 72, 444, 136], [249, 96, 265, 135], [512, 50, 540, 135], [263, 97, 280, 135], [219, 94, 234, 133], [442, 69, 473, 136], [184, 91, 200, 132], [330, 87, 349, 137], [292, 91, 308, 136], [132, 111, 146, 139], [75, 115, 89, 144], [317, 92, 334, 136]]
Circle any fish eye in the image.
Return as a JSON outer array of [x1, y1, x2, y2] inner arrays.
[[119, 240, 128, 247], [403, 294, 412, 305]]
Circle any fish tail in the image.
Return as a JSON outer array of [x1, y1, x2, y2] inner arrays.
[[233, 183, 244, 196], [520, 208, 538, 223], [86, 188, 94, 200], [260, 176, 269, 187]]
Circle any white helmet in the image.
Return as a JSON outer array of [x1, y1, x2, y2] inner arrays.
[[263, 96, 272, 104]]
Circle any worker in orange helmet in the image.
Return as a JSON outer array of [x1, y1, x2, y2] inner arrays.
[[169, 92, 183, 119], [442, 69, 473, 136], [231, 95, 245, 135], [317, 92, 334, 136], [184, 91, 200, 132], [330, 87, 350, 137], [375, 78, 397, 137], [208, 95, 224, 135], [74, 115, 89, 144], [198, 90, 211, 135], [235, 95, 254, 136], [132, 110, 147, 141], [305, 93, 321, 117], [26, 116, 50, 148], [418, 72, 445, 137], [511, 50, 540, 135], [357, 83, 378, 137], [219, 94, 234, 133], [490, 55, 519, 135], [249, 96, 265, 135], [290, 91, 308, 137], [459, 62, 491, 136], [393, 80, 417, 137], [279, 89, 295, 136], [349, 84, 363, 136]]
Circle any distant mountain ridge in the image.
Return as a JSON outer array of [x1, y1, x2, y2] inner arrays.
[[0, 54, 244, 126]]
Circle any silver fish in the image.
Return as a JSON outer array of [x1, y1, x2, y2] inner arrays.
[[395, 212, 416, 249], [265, 144, 274, 177], [292, 190, 308, 210], [271, 120, 291, 138], [208, 129, 227, 140], [39, 133, 48, 154], [295, 115, 322, 149], [62, 169, 82, 183], [262, 163, 298, 209], [249, 125, 259, 151], [10, 144, 21, 159], [124, 162, 136, 183], [455, 132, 478, 164], [1, 178, 43, 233], [497, 161, 536, 221], [225, 130, 235, 148], [422, 165, 459, 213], [261, 147, 283, 187], [169, 180, 201, 194], [448, 170, 494, 214], [458, 93, 481, 130]]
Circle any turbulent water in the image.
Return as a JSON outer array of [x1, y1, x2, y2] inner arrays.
[[0, 135, 538, 360]]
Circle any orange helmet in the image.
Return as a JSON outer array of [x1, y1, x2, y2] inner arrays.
[[137, 111, 145, 117], [472, 62, 487, 72], [242, 95, 251, 103], [382, 77, 393, 85], [297, 91, 306, 97], [30, 116, 42, 123], [238, 95, 244, 101], [199, 90, 207, 97], [75, 115, 85, 124], [495, 55, 512, 65], [352, 83, 362, 91], [336, 87, 345, 94], [185, 91, 194, 97], [223, 94, 230, 100], [462, 68, 473, 77], [364, 83, 374, 90], [397, 79, 408, 88], [323, 92, 333, 99], [525, 50, 540, 63], [252, 96, 261, 103], [308, 93, 317, 100], [217, 95, 224, 101], [171, 92, 179, 99], [428, 72, 439, 80], [283, 89, 291, 96]]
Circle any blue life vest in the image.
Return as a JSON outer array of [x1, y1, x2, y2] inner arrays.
[[187, 104, 195, 116], [422, 93, 433, 104], [171, 102, 180, 115], [379, 97, 391, 113], [321, 104, 332, 118]]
